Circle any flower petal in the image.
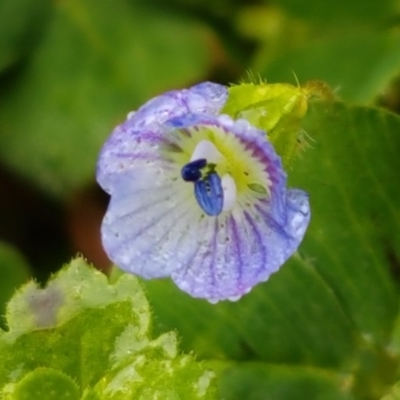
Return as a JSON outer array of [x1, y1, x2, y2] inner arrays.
[[127, 81, 227, 131], [101, 168, 199, 278], [99, 105, 311, 301], [171, 189, 310, 301], [97, 82, 227, 191]]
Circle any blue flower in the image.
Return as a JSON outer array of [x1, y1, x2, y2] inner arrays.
[[97, 82, 310, 302]]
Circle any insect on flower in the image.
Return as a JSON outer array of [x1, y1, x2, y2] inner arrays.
[[97, 82, 310, 302]]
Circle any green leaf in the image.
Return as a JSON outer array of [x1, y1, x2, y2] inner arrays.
[[0, 242, 31, 329], [0, 258, 217, 399], [0, 0, 214, 197], [141, 100, 400, 399], [258, 30, 400, 103], [271, 0, 397, 25], [11, 368, 79, 400], [294, 101, 400, 346], [221, 80, 329, 167], [0, 0, 52, 72], [142, 257, 356, 367], [381, 381, 400, 400], [219, 363, 353, 400]]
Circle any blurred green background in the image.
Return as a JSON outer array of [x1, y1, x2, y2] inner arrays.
[[1, 0, 400, 399]]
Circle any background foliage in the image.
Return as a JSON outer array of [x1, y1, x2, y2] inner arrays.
[[1, 0, 400, 399]]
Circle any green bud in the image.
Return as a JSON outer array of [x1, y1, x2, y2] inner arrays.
[[221, 80, 333, 167]]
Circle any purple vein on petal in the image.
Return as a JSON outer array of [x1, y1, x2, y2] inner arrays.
[[125, 195, 188, 239], [254, 203, 291, 240], [228, 214, 244, 292], [132, 203, 195, 260], [243, 210, 267, 278], [172, 215, 216, 296], [111, 152, 163, 161], [208, 218, 219, 299], [175, 233, 204, 282], [173, 214, 209, 281], [109, 185, 184, 222], [106, 193, 190, 256], [193, 217, 218, 298]]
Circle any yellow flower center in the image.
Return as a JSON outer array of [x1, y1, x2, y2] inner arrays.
[[163, 124, 271, 212]]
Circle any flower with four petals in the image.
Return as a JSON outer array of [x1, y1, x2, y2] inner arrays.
[[97, 82, 310, 302]]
